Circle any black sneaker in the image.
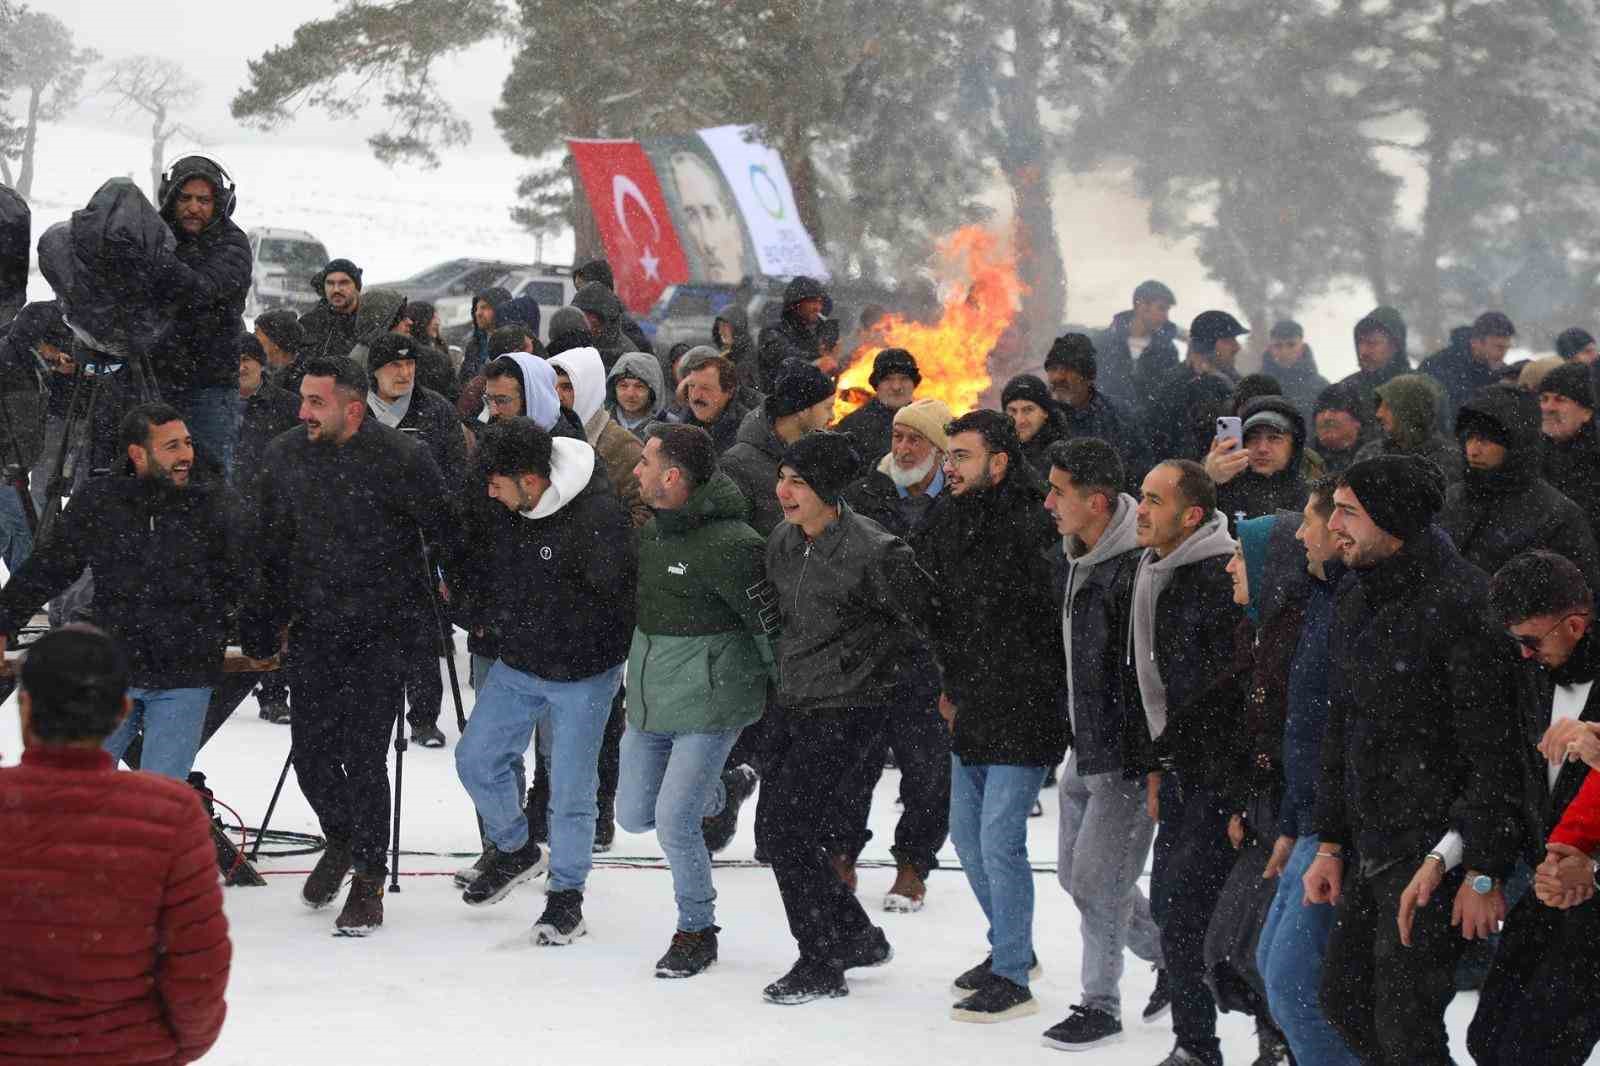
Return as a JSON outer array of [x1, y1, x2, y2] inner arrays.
[[702, 764, 758, 854], [762, 957, 848, 1005], [1141, 968, 1172, 1023], [1253, 1023, 1291, 1066], [951, 974, 1038, 1023], [531, 889, 587, 945], [301, 842, 353, 910], [593, 794, 615, 854], [1154, 1045, 1214, 1066], [1042, 1004, 1123, 1051], [411, 724, 446, 748], [452, 843, 498, 889], [654, 926, 719, 978], [258, 695, 291, 724], [951, 952, 1043, 997], [461, 840, 547, 906], [833, 925, 892, 970]]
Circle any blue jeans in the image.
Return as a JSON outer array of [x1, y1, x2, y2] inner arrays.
[[103, 686, 213, 780], [455, 660, 623, 893], [168, 385, 239, 481], [616, 725, 742, 932], [948, 755, 1048, 987], [1257, 835, 1360, 1066], [0, 483, 30, 573]]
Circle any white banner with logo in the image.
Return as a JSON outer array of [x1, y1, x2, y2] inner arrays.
[[697, 124, 829, 280]]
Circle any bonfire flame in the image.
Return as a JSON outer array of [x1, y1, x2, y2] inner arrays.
[[835, 226, 1024, 421]]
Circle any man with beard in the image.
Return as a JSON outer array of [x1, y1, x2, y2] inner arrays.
[[1043, 333, 1151, 494], [1304, 455, 1519, 1065], [1310, 383, 1373, 479], [1262, 321, 1329, 419], [1337, 307, 1411, 409], [298, 258, 363, 360], [458, 286, 512, 390], [1146, 312, 1246, 463], [241, 356, 454, 936], [911, 410, 1068, 1023], [0, 404, 239, 782], [758, 276, 831, 391]]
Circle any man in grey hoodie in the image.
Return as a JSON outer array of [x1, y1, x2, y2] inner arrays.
[[606, 352, 667, 439], [1041, 438, 1167, 1052], [1128, 459, 1240, 1066]]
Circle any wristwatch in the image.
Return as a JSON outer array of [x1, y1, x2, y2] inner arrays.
[[1470, 874, 1495, 895]]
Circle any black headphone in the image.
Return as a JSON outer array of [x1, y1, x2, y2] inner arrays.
[[158, 155, 238, 219]]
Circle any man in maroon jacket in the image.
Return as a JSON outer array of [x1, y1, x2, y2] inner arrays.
[[0, 626, 231, 1064]]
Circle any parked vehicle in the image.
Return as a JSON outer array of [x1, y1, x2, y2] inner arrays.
[[437, 266, 575, 345], [643, 283, 739, 355], [246, 228, 328, 318], [370, 258, 527, 306]]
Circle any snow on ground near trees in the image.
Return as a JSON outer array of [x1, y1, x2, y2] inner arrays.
[[0, 638, 1510, 1065]]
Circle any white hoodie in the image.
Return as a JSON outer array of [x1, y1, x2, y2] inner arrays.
[[547, 346, 609, 445], [524, 436, 597, 521]]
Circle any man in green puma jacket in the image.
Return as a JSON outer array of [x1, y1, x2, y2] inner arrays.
[[618, 423, 777, 980]]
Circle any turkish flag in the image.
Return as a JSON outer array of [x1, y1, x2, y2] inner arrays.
[[568, 138, 690, 315]]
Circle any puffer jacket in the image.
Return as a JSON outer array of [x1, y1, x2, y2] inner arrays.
[[0, 747, 230, 1065], [627, 472, 776, 733], [152, 162, 253, 391], [720, 406, 788, 536]]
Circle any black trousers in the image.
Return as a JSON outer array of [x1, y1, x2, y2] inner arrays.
[[289, 629, 404, 877], [402, 631, 445, 732], [1320, 851, 1466, 1065], [1151, 774, 1233, 1065], [754, 709, 882, 965], [1467, 892, 1600, 1065], [829, 682, 950, 876]]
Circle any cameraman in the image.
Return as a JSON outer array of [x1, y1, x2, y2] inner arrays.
[[0, 403, 241, 781]]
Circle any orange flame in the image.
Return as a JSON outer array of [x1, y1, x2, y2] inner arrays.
[[835, 226, 1024, 421]]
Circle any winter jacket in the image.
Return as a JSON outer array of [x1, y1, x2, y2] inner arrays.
[[656, 388, 760, 456], [1053, 493, 1144, 775], [1145, 361, 1237, 463], [606, 351, 668, 439], [1216, 396, 1310, 524], [1019, 409, 1070, 481], [394, 385, 470, 494], [719, 407, 789, 536], [0, 747, 230, 1065], [1062, 387, 1152, 495], [549, 346, 648, 527], [757, 276, 828, 392], [766, 501, 934, 713], [1093, 308, 1183, 414], [1262, 349, 1330, 421], [239, 417, 455, 655], [1126, 512, 1240, 776], [234, 378, 300, 486], [713, 302, 760, 394], [1277, 557, 1343, 839], [297, 301, 359, 360], [1420, 328, 1496, 436], [457, 436, 636, 682], [834, 397, 898, 474], [571, 283, 631, 370], [574, 259, 653, 355], [343, 289, 408, 369], [1336, 305, 1412, 407], [1542, 415, 1600, 545], [910, 470, 1070, 766], [153, 176, 253, 391], [1354, 373, 1463, 485], [844, 461, 944, 540], [1441, 385, 1600, 589], [0, 473, 240, 689], [409, 335, 458, 402], [626, 472, 776, 733], [457, 286, 513, 387], [1315, 526, 1522, 877]]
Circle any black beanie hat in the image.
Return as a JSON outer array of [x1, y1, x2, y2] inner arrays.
[[1001, 373, 1053, 411], [253, 309, 304, 356], [239, 332, 265, 364], [780, 430, 860, 505], [869, 348, 920, 388], [1341, 455, 1446, 540], [1557, 327, 1596, 361], [321, 258, 363, 290], [1314, 381, 1367, 422], [1044, 332, 1096, 373], [366, 333, 417, 374], [767, 358, 836, 418], [1541, 361, 1595, 409]]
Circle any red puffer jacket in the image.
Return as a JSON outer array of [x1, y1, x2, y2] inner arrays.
[[0, 747, 231, 1064]]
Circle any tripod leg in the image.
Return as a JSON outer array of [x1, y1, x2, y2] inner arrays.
[[389, 698, 407, 893], [250, 744, 296, 863]]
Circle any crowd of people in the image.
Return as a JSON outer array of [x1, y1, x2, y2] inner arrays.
[[1, 155, 1599, 1066]]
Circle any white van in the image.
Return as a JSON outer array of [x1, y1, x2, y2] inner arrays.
[[246, 228, 329, 318]]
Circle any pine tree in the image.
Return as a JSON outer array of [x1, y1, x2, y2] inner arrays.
[[5, 9, 100, 200]]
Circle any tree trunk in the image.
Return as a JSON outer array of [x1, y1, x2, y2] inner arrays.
[[0, 157, 12, 187], [1414, 0, 1458, 352], [149, 108, 167, 202], [1001, 0, 1065, 359], [783, 127, 827, 257], [16, 86, 40, 200], [566, 151, 602, 264]]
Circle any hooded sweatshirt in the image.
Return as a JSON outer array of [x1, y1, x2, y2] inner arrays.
[[550, 346, 648, 527], [481, 352, 561, 431], [606, 351, 667, 437], [1062, 492, 1140, 735], [570, 283, 629, 369], [1356, 372, 1464, 484], [1131, 510, 1238, 740]]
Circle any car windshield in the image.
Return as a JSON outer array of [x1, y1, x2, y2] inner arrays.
[[408, 260, 472, 287], [518, 280, 566, 305], [258, 238, 328, 275]]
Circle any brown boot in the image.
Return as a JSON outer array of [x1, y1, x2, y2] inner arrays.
[[883, 862, 926, 913], [333, 873, 385, 937], [830, 852, 858, 893]]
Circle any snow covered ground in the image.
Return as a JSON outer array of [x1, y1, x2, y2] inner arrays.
[[0, 639, 1510, 1065]]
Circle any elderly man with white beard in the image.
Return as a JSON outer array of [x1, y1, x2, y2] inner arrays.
[[836, 398, 953, 912]]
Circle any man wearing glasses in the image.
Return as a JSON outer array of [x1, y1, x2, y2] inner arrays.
[[1304, 454, 1520, 1065]]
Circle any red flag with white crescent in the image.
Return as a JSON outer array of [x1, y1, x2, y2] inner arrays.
[[567, 138, 690, 314]]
